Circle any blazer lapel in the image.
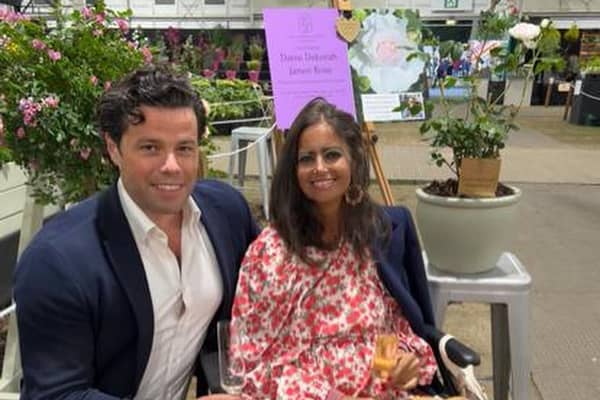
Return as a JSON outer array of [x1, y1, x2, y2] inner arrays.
[[95, 185, 154, 392], [374, 216, 426, 337]]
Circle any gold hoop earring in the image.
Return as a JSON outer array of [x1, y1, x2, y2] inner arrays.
[[345, 184, 364, 206]]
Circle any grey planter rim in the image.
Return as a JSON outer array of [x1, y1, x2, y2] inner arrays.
[[416, 184, 522, 209]]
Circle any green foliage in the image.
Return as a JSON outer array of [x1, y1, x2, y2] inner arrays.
[[0, 1, 147, 205], [407, 10, 564, 181], [564, 23, 579, 43], [248, 35, 265, 61], [581, 56, 600, 74], [190, 77, 265, 131], [246, 60, 261, 71]]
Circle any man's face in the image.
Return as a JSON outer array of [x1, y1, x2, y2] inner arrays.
[[106, 105, 199, 224]]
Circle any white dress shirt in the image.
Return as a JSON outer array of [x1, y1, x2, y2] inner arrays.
[[117, 180, 223, 400]]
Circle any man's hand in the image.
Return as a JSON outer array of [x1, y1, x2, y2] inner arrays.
[[389, 352, 420, 390], [197, 395, 241, 400]]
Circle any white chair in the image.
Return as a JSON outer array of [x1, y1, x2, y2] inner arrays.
[[425, 252, 532, 400], [227, 126, 274, 219]]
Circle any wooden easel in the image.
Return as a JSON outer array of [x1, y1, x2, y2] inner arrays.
[[333, 0, 395, 206], [363, 122, 394, 205]]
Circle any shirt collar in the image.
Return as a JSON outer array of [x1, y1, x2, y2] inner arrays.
[[117, 179, 201, 244]]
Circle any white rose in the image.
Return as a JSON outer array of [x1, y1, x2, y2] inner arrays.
[[348, 12, 424, 93], [540, 19, 551, 29], [509, 22, 541, 42]]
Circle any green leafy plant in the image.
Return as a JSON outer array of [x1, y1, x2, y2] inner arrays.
[[190, 77, 265, 132], [248, 35, 265, 61], [246, 59, 261, 71], [581, 55, 600, 74], [0, 1, 149, 205], [564, 23, 579, 43], [401, 4, 564, 192]]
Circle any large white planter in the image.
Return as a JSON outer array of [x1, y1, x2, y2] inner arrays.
[[416, 186, 522, 274]]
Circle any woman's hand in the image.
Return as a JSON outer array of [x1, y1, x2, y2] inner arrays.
[[389, 352, 420, 390]]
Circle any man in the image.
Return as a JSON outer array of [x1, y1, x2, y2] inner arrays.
[[14, 66, 259, 399]]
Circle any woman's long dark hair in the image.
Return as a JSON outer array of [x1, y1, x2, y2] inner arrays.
[[270, 98, 390, 261]]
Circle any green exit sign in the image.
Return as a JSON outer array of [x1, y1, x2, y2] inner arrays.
[[445, 0, 458, 8]]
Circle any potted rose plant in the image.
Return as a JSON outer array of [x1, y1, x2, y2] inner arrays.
[[405, 1, 564, 273], [0, 1, 150, 206]]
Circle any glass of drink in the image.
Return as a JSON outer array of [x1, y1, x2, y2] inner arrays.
[[217, 320, 245, 394]]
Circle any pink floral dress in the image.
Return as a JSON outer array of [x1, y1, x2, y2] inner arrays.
[[230, 226, 437, 400]]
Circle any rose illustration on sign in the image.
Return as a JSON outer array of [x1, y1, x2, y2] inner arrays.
[[349, 12, 424, 93]]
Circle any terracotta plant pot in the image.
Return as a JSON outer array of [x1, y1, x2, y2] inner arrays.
[[202, 69, 215, 79], [225, 70, 237, 80], [247, 70, 260, 83]]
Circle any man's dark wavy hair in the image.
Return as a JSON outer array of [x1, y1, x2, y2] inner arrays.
[[270, 97, 390, 262], [96, 64, 207, 145]]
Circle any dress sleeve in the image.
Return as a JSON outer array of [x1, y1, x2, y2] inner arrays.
[[230, 230, 338, 400]]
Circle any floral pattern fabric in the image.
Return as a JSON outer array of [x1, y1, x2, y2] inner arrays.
[[230, 226, 437, 400]]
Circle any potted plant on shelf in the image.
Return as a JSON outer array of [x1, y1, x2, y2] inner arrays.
[[0, 1, 148, 205], [248, 35, 265, 64], [246, 60, 261, 83], [404, 1, 564, 273]]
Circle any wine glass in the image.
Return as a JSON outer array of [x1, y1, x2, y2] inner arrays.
[[217, 320, 245, 394]]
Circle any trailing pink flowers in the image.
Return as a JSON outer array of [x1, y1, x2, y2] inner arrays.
[[31, 39, 46, 51], [115, 18, 129, 33], [1, 1, 147, 204], [81, 6, 93, 19], [42, 96, 59, 108], [18, 98, 42, 127], [47, 49, 61, 61], [0, 9, 30, 23]]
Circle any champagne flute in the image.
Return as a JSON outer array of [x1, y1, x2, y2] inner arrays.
[[217, 320, 245, 395]]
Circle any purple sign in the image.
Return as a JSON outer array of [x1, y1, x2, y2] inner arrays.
[[264, 8, 356, 129]]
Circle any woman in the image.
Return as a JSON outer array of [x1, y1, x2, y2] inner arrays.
[[230, 98, 445, 400]]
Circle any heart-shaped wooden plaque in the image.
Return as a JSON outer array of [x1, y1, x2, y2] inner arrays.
[[336, 17, 360, 43]]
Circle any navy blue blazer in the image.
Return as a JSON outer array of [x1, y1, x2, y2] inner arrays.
[[14, 180, 260, 400], [377, 206, 436, 340]]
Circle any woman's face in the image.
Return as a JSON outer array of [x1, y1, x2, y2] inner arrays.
[[296, 122, 352, 215]]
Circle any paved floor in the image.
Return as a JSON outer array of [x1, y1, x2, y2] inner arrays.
[[210, 106, 600, 400]]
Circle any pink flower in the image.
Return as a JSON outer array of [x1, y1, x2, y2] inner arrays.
[[47, 49, 61, 61], [202, 69, 215, 79], [141, 46, 153, 64], [0, 9, 29, 23], [80, 147, 91, 160], [70, 138, 79, 147], [16, 127, 25, 139], [104, 81, 112, 91], [93, 29, 103, 37], [90, 75, 98, 86], [116, 18, 129, 33], [19, 98, 42, 127], [42, 96, 59, 108], [95, 12, 105, 24], [81, 6, 93, 19], [31, 39, 46, 51]]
